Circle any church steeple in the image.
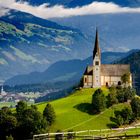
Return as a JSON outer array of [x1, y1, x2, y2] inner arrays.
[[92, 28, 101, 88], [93, 28, 100, 60]]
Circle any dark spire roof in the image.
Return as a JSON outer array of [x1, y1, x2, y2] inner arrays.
[[93, 28, 100, 59]]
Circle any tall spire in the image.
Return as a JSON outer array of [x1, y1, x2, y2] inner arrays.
[[93, 28, 100, 59]]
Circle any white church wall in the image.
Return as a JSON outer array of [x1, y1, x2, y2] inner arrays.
[[83, 75, 93, 87]]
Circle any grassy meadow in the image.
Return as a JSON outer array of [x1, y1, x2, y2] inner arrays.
[[37, 88, 128, 132]]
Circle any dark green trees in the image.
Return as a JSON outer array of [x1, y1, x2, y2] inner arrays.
[[0, 101, 49, 140], [92, 89, 106, 113], [111, 106, 133, 127], [15, 101, 48, 139], [107, 86, 118, 107], [116, 87, 136, 103], [131, 97, 140, 118], [121, 73, 130, 85], [43, 103, 56, 126], [0, 107, 17, 140]]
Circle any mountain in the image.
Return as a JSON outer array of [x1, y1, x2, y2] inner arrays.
[[0, 10, 90, 81], [115, 50, 140, 91], [5, 50, 137, 86], [18, 0, 140, 7], [53, 13, 140, 53]]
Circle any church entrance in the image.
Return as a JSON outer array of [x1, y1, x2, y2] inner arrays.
[[118, 81, 122, 86], [106, 82, 109, 87]]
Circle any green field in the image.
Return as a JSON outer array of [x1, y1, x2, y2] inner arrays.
[[0, 102, 16, 108], [37, 88, 128, 132]]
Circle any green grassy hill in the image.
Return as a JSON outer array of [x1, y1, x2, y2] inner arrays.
[[37, 88, 127, 132]]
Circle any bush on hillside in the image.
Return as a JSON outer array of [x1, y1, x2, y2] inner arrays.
[[43, 103, 56, 126], [92, 89, 106, 113], [123, 87, 136, 102], [121, 73, 131, 85], [131, 97, 140, 118], [116, 87, 136, 103], [110, 106, 133, 127], [107, 86, 118, 107]]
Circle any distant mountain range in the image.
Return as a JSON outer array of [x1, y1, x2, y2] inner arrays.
[[1, 0, 140, 84], [115, 50, 140, 90], [18, 0, 140, 7], [5, 50, 138, 86], [0, 10, 90, 81]]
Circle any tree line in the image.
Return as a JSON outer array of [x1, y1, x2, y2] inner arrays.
[[91, 85, 140, 127], [0, 101, 55, 140]]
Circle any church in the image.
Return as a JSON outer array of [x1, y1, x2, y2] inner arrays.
[[83, 29, 132, 88]]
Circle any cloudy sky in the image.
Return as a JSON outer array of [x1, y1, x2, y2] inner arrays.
[[1, 0, 140, 19]]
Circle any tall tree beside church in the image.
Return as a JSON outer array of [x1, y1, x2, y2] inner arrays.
[[92, 89, 106, 113], [43, 103, 56, 126], [121, 73, 130, 85]]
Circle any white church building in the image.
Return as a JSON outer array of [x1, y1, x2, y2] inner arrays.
[[83, 29, 132, 88]]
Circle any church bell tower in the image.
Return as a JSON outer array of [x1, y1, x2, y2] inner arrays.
[[92, 28, 101, 88]]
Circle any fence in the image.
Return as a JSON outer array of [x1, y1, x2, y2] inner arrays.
[[33, 125, 140, 140]]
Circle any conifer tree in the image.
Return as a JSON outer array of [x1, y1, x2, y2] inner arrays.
[[92, 89, 106, 113], [43, 103, 56, 125]]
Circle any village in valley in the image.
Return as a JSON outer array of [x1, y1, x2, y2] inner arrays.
[[0, 85, 59, 106], [0, 86, 39, 104]]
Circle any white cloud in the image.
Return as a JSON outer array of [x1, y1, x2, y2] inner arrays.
[[0, 0, 140, 19]]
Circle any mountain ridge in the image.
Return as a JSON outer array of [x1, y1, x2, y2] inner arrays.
[[5, 50, 138, 86], [0, 10, 90, 81]]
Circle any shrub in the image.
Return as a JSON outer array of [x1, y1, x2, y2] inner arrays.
[[131, 97, 140, 118], [43, 103, 56, 126], [110, 106, 133, 127], [92, 89, 106, 113], [107, 86, 118, 107], [121, 73, 130, 85]]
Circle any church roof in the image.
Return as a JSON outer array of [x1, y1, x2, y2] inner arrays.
[[93, 28, 100, 59], [84, 66, 93, 75], [84, 64, 131, 76], [101, 64, 130, 76]]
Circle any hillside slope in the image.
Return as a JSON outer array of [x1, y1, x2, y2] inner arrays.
[[37, 88, 127, 132]]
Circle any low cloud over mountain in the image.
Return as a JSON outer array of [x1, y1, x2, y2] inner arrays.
[[1, 0, 140, 19]]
